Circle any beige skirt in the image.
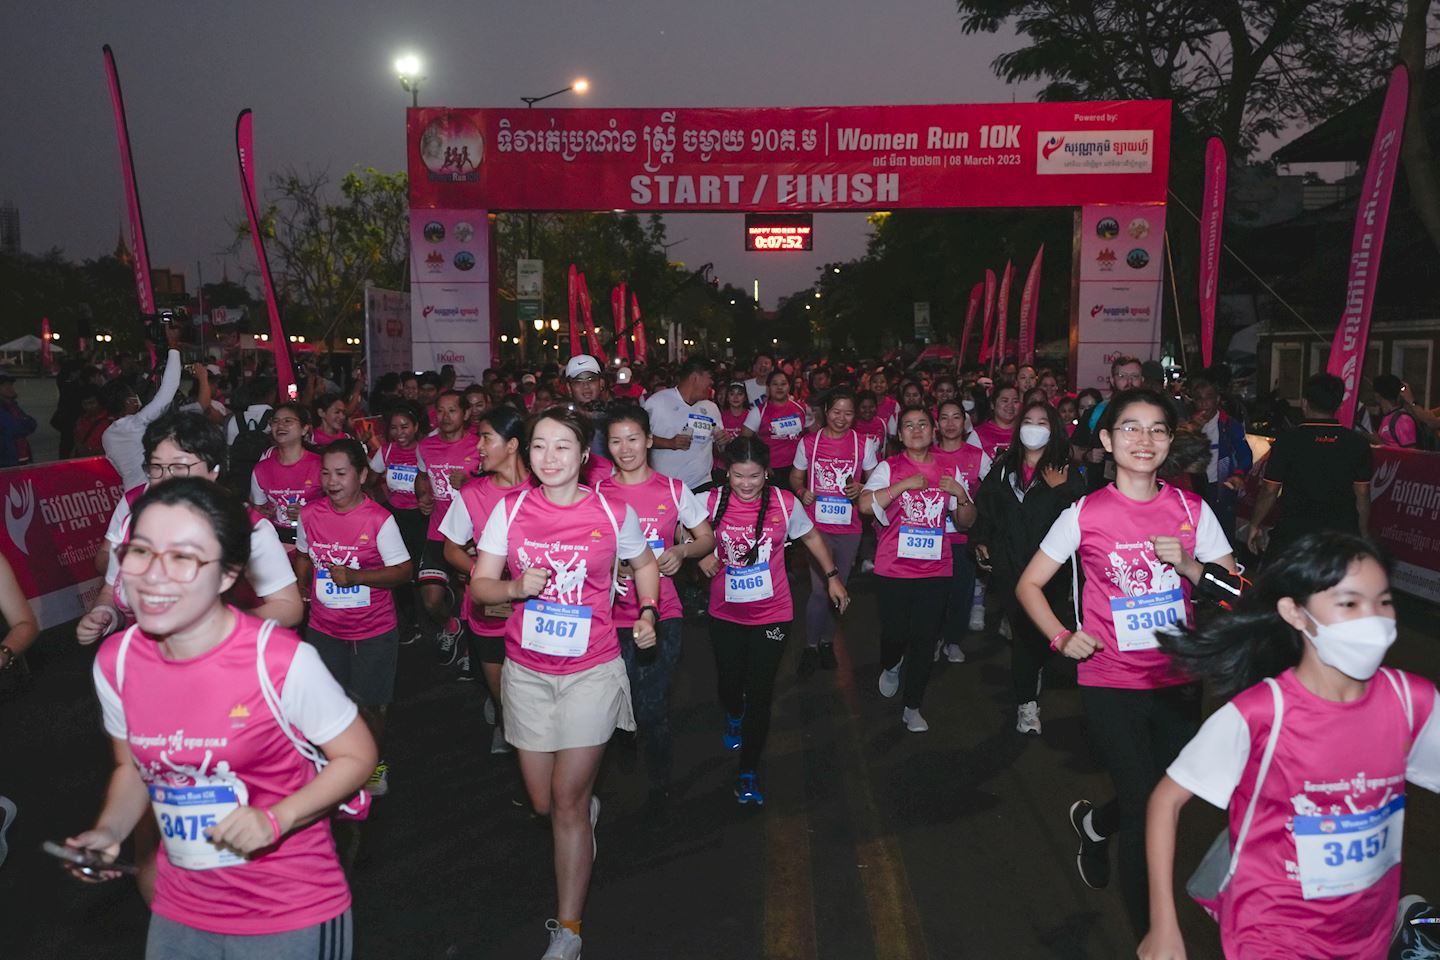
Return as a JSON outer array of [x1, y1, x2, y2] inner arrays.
[[501, 656, 635, 753]]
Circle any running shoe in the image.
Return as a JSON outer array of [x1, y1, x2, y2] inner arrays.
[[483, 695, 497, 726], [942, 642, 965, 663], [818, 643, 837, 670], [1069, 799, 1111, 889], [734, 771, 765, 806], [0, 796, 15, 869], [878, 659, 902, 698], [797, 646, 819, 679], [366, 762, 389, 798], [491, 725, 512, 755], [1016, 701, 1041, 735], [902, 707, 929, 733], [436, 618, 463, 665], [455, 653, 475, 680], [1391, 895, 1440, 957], [399, 626, 422, 646], [541, 920, 583, 960], [723, 714, 743, 752], [968, 597, 986, 631]]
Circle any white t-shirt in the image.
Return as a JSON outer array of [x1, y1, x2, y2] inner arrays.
[[227, 404, 275, 444], [744, 377, 767, 408], [101, 350, 183, 490], [643, 387, 723, 491]]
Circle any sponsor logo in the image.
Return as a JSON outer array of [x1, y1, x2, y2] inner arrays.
[[1127, 248, 1151, 269], [590, 529, 603, 538], [1127, 218, 1151, 240], [425, 250, 445, 274], [436, 350, 467, 363], [423, 221, 445, 243], [386, 317, 404, 337], [453, 251, 476, 271], [453, 221, 475, 243], [228, 704, 250, 719], [1095, 248, 1117, 270], [422, 304, 481, 320], [5, 481, 34, 556], [1319, 820, 1337, 833], [1096, 217, 1120, 239], [1037, 130, 1154, 175], [419, 114, 484, 182], [1089, 303, 1154, 320]]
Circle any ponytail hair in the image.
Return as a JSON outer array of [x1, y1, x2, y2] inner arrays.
[[716, 435, 773, 566], [1158, 532, 1391, 697]]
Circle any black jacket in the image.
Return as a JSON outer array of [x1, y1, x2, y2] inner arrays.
[[970, 460, 1086, 589]]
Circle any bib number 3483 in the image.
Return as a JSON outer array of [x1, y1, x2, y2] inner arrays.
[[520, 600, 593, 657], [1294, 796, 1404, 900], [148, 783, 243, 871]]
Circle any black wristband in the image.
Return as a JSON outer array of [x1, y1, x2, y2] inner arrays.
[[639, 605, 660, 623], [825, 568, 840, 579]]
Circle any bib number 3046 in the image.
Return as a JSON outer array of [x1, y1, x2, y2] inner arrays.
[[520, 600, 593, 657]]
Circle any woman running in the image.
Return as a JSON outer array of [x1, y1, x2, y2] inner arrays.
[[789, 387, 876, 676], [970, 400, 1083, 735], [369, 402, 427, 644], [310, 392, 351, 447], [972, 382, 1019, 461], [742, 370, 808, 486], [295, 440, 413, 797], [417, 390, 482, 664], [1139, 532, 1440, 960], [597, 405, 716, 809], [715, 381, 750, 478], [250, 402, 323, 545], [860, 405, 973, 732], [701, 436, 849, 804], [440, 405, 532, 753], [930, 398, 990, 665], [469, 407, 660, 960], [70, 479, 376, 958], [1015, 387, 1235, 936]]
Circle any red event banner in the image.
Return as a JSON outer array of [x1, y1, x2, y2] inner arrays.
[[408, 101, 1171, 211], [1327, 65, 1409, 427], [959, 283, 982, 363], [1198, 136, 1227, 369], [994, 259, 1014, 367], [978, 269, 997, 363], [1018, 244, 1044, 364], [0, 457, 123, 629]]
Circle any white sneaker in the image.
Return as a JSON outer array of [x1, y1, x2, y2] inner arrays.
[[878, 659, 902, 698], [491, 724, 512, 754], [902, 707, 929, 733], [968, 598, 986, 631], [590, 795, 600, 861], [542, 919, 583, 960], [1016, 701, 1041, 735], [943, 642, 965, 663]]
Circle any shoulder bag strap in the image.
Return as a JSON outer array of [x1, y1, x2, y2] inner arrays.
[[593, 491, 624, 605], [1070, 496, 1086, 629], [1378, 667, 1416, 734], [114, 625, 140, 694], [1225, 677, 1285, 889]]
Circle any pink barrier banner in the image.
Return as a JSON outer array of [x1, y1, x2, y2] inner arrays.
[[237, 110, 298, 399], [1198, 136, 1227, 369], [1017, 245, 1044, 364], [1327, 64, 1409, 427], [408, 101, 1171, 211], [568, 265, 582, 357], [994, 259, 1014, 368], [959, 283, 982, 363], [978, 269, 997, 364], [0, 457, 123, 629], [103, 45, 158, 367], [631, 292, 648, 364]]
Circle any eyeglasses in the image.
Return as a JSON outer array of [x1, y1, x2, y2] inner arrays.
[[1113, 423, 1172, 440], [115, 543, 221, 583], [270, 416, 301, 427], [143, 461, 206, 480]]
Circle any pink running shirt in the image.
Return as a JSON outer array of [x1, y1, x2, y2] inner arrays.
[[438, 474, 534, 637], [743, 399, 808, 472], [249, 448, 322, 534], [931, 442, 990, 545], [368, 441, 420, 511], [862, 453, 959, 579], [417, 432, 481, 540], [596, 472, 708, 623], [791, 429, 878, 536], [296, 497, 411, 640], [972, 419, 1013, 461], [704, 486, 814, 626]]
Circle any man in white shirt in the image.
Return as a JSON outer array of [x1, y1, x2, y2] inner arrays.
[[102, 349, 182, 489], [645, 357, 721, 490], [226, 378, 278, 444], [743, 352, 775, 408]]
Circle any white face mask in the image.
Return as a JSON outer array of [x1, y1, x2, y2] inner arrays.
[[1302, 607, 1397, 681], [1019, 423, 1051, 450], [962, 399, 975, 412]]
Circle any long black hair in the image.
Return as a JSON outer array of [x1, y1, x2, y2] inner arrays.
[[1158, 532, 1391, 697], [998, 400, 1070, 480], [714, 435, 772, 566]]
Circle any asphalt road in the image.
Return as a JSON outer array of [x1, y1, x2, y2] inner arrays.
[[2, 577, 1437, 959]]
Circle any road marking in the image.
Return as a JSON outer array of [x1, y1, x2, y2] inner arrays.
[[763, 693, 818, 959]]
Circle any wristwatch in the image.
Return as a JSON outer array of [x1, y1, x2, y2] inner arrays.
[[639, 605, 660, 623], [825, 568, 840, 580]]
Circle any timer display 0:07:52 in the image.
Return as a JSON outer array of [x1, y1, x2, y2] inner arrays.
[[748, 232, 811, 251]]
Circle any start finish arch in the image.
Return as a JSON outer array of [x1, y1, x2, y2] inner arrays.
[[402, 100, 1172, 386]]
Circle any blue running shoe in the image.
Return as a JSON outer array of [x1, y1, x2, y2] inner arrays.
[[723, 714, 743, 752], [734, 771, 765, 806]]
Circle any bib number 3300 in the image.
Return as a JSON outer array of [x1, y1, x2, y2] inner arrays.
[[521, 600, 593, 657]]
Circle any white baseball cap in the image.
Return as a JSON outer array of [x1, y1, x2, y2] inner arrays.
[[615, 366, 633, 384], [565, 355, 603, 379]]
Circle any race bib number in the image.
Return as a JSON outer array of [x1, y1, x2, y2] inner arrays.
[[771, 415, 802, 439], [815, 495, 854, 526], [387, 463, 418, 493], [724, 563, 774, 603], [1110, 587, 1186, 651], [1294, 796, 1404, 900], [316, 568, 371, 609], [520, 600, 593, 657], [148, 783, 243, 871], [897, 525, 943, 561], [686, 413, 715, 442]]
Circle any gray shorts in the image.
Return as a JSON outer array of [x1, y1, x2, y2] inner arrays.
[[146, 910, 352, 960], [307, 628, 399, 707]]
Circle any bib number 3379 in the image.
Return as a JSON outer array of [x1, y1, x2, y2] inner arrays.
[[897, 525, 943, 561], [521, 600, 593, 657]]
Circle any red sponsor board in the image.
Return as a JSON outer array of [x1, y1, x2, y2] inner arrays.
[[408, 101, 1171, 211], [1239, 441, 1440, 602], [0, 457, 124, 629]]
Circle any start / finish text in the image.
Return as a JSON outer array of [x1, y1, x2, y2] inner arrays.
[[629, 172, 900, 207]]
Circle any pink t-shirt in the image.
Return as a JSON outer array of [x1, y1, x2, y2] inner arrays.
[[439, 474, 533, 637], [932, 441, 990, 545], [417, 432, 481, 540], [854, 415, 887, 451], [791, 429, 878, 536], [596, 472, 708, 623], [744, 399, 808, 472], [876, 396, 899, 437], [1169, 668, 1440, 959], [1378, 409, 1419, 448], [716, 408, 748, 470], [250, 448, 323, 534], [582, 455, 615, 487], [92, 611, 357, 935], [296, 497, 410, 640], [863, 453, 959, 579], [477, 487, 646, 675], [972, 419, 1013, 461], [310, 429, 348, 448], [369, 441, 420, 511], [704, 486, 814, 626], [1039, 483, 1232, 689]]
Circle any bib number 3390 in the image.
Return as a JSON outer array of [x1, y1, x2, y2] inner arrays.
[[521, 600, 593, 657]]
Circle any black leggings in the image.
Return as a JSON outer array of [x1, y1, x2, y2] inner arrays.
[[708, 617, 788, 772], [1080, 683, 1201, 936], [876, 575, 949, 709]]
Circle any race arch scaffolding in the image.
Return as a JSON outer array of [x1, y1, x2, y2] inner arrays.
[[404, 101, 1172, 387]]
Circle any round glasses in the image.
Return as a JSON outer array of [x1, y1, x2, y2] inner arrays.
[[115, 543, 220, 583], [143, 461, 208, 481]]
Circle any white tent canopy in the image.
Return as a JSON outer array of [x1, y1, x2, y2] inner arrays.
[[0, 334, 65, 354]]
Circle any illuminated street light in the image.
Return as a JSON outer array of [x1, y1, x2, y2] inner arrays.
[[522, 79, 590, 256], [549, 318, 560, 331], [814, 291, 822, 298], [533, 318, 545, 332], [394, 54, 425, 108], [500, 334, 510, 343], [657, 338, 667, 345], [772, 338, 778, 344]]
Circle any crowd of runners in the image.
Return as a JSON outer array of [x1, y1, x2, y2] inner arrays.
[[10, 345, 1439, 958]]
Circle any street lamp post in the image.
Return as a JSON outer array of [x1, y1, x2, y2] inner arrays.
[[395, 54, 424, 108], [521, 79, 589, 258]]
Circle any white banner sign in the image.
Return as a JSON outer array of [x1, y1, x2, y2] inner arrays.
[[365, 287, 411, 381], [409, 208, 491, 383], [1072, 203, 1165, 388]]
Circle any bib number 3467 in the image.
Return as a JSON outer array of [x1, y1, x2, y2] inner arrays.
[[521, 600, 593, 657]]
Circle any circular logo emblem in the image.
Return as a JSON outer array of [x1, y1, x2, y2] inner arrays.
[[423, 221, 445, 243], [1127, 218, 1151, 240], [1126, 248, 1151, 270], [453, 251, 476, 271], [419, 114, 484, 181], [453, 221, 475, 243], [1095, 217, 1120, 240]]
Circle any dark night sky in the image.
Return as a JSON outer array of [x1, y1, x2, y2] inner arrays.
[[0, 0, 1049, 306]]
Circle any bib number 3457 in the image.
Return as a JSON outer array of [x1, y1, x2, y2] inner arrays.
[[1294, 795, 1404, 900]]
